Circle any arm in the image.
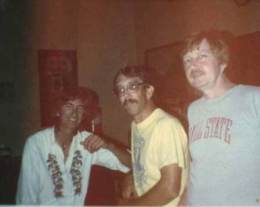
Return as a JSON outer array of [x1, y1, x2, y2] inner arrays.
[[81, 134, 131, 167], [120, 163, 181, 206], [179, 185, 188, 206], [105, 141, 131, 167], [179, 149, 191, 206], [120, 172, 138, 200], [16, 139, 40, 204], [120, 118, 188, 206]]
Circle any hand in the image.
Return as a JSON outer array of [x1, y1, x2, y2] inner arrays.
[[120, 173, 138, 199], [117, 197, 131, 206], [81, 134, 107, 153]]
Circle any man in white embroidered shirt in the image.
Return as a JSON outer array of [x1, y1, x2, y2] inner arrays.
[[16, 86, 130, 205]]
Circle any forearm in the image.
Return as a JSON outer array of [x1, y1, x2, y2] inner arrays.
[[82, 134, 132, 167], [120, 171, 138, 199], [106, 142, 131, 168], [122, 180, 179, 206], [122, 165, 182, 206]]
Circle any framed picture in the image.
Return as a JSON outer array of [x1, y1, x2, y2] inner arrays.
[[38, 49, 78, 126]]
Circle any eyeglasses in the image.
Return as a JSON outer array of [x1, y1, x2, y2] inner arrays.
[[114, 82, 145, 96]]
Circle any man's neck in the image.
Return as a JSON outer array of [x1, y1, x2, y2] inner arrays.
[[203, 77, 236, 99], [133, 103, 157, 123], [55, 126, 75, 145]]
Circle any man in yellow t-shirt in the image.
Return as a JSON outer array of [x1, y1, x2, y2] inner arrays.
[[113, 65, 188, 206]]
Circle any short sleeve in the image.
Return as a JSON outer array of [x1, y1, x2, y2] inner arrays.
[[154, 118, 188, 169]]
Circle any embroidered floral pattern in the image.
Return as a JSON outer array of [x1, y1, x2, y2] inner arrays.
[[47, 154, 64, 198], [47, 150, 83, 198], [70, 150, 83, 195]]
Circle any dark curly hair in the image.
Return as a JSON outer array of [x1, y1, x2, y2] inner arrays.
[[113, 65, 155, 95], [52, 86, 99, 127]]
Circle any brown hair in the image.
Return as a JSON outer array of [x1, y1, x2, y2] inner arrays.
[[113, 65, 155, 94], [181, 30, 232, 65], [52, 86, 99, 126]]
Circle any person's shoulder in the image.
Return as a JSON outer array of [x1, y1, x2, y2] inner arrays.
[[28, 127, 53, 138], [26, 127, 54, 145], [235, 84, 260, 99], [153, 109, 187, 142], [155, 108, 184, 128], [239, 84, 260, 93], [187, 97, 203, 111]]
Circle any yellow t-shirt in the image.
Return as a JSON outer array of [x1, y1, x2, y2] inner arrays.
[[131, 108, 188, 206]]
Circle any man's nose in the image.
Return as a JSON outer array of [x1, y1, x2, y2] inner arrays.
[[120, 92, 130, 104], [189, 58, 201, 70], [71, 108, 77, 116], [71, 106, 80, 115]]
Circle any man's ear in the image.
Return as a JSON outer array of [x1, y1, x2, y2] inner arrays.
[[146, 85, 154, 100]]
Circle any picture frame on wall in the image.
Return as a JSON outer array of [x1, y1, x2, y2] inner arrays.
[[38, 49, 78, 127]]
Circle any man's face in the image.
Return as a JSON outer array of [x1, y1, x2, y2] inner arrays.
[[183, 39, 226, 92], [59, 98, 85, 130], [115, 74, 151, 119]]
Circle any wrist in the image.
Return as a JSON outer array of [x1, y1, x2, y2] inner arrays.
[[105, 142, 115, 150]]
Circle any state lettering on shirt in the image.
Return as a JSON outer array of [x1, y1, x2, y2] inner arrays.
[[189, 121, 204, 142], [190, 117, 233, 144]]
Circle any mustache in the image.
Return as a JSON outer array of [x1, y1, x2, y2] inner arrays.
[[190, 70, 204, 77], [123, 99, 138, 106]]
